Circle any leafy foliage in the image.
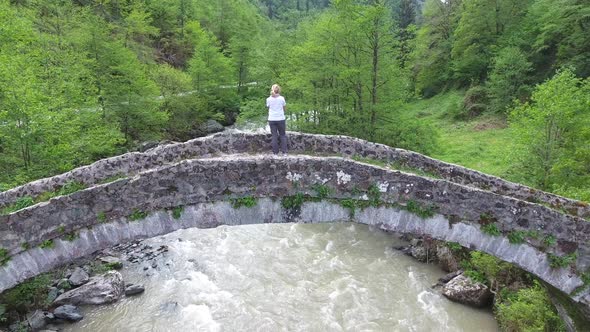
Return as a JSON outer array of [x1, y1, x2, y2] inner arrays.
[[231, 197, 258, 209], [496, 282, 564, 332], [129, 209, 149, 221], [509, 69, 590, 193], [172, 206, 184, 219], [481, 223, 501, 237], [0, 248, 10, 266], [281, 193, 305, 210]]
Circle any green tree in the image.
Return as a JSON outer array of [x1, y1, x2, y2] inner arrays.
[[487, 47, 532, 113], [509, 69, 590, 195], [412, 0, 462, 96]]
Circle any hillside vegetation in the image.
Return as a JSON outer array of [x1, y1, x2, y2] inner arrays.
[[1, 0, 590, 329]]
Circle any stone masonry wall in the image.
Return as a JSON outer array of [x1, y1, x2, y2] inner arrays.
[[0, 155, 588, 306], [1, 131, 588, 219]]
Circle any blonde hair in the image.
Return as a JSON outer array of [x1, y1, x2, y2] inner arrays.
[[270, 84, 281, 96]]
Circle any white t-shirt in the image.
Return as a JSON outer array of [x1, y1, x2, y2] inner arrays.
[[266, 95, 286, 121]]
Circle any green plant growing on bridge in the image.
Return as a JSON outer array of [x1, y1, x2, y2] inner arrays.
[[339, 199, 358, 218], [312, 183, 331, 199], [57, 225, 66, 234], [98, 173, 127, 184], [525, 230, 540, 239], [496, 282, 563, 332], [20, 243, 29, 250], [404, 200, 436, 218], [479, 212, 498, 225], [231, 197, 257, 209], [172, 206, 184, 219], [0, 196, 34, 215], [63, 232, 77, 242], [281, 193, 305, 210], [446, 242, 463, 252], [481, 223, 501, 236], [367, 184, 381, 207], [508, 231, 527, 244], [1, 273, 53, 314], [39, 240, 54, 249], [129, 209, 149, 221], [543, 234, 557, 247], [572, 271, 590, 295], [547, 252, 577, 269], [0, 248, 10, 266], [57, 181, 86, 196], [97, 211, 107, 223]]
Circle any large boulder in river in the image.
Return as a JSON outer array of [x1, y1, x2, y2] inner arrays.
[[53, 271, 125, 306], [68, 267, 90, 287], [436, 245, 461, 272], [442, 274, 492, 307]]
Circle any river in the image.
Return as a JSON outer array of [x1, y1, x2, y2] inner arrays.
[[64, 223, 498, 331]]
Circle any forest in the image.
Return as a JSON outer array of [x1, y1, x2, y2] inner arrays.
[[0, 0, 589, 329], [0, 0, 588, 201]]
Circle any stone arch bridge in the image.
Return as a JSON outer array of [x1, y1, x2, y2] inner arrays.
[[0, 131, 589, 311]]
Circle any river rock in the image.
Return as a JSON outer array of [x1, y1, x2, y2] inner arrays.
[[46, 287, 59, 303], [125, 284, 145, 296], [442, 274, 492, 307], [53, 305, 83, 322], [26, 310, 50, 330], [68, 267, 89, 287], [53, 271, 125, 306], [436, 245, 460, 272]]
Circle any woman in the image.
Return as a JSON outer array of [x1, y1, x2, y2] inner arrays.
[[266, 84, 288, 155]]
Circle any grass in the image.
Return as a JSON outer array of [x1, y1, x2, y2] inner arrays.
[[481, 223, 501, 236], [0, 248, 9, 266], [39, 240, 54, 249], [172, 206, 183, 219], [97, 211, 107, 223], [403, 91, 514, 178], [129, 209, 149, 221], [0, 181, 88, 216], [231, 197, 257, 209], [547, 252, 577, 269], [281, 193, 305, 210], [508, 230, 527, 244], [404, 200, 436, 218]]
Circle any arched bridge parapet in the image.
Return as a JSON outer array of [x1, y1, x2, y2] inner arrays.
[[0, 155, 589, 310], [1, 131, 588, 220]]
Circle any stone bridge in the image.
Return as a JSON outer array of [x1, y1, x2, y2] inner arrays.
[[0, 131, 589, 311]]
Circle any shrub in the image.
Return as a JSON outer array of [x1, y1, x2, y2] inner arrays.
[[375, 114, 439, 155], [281, 193, 305, 210], [481, 223, 501, 236], [1, 196, 34, 215], [231, 197, 257, 209], [496, 283, 564, 332], [1, 274, 53, 312], [547, 252, 577, 269], [172, 206, 183, 219], [57, 181, 86, 196], [39, 240, 54, 249], [0, 248, 10, 266], [312, 184, 331, 199], [459, 85, 489, 119], [508, 231, 527, 244], [404, 200, 436, 218], [129, 209, 149, 221]]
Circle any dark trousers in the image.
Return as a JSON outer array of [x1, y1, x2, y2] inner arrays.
[[269, 120, 288, 154]]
